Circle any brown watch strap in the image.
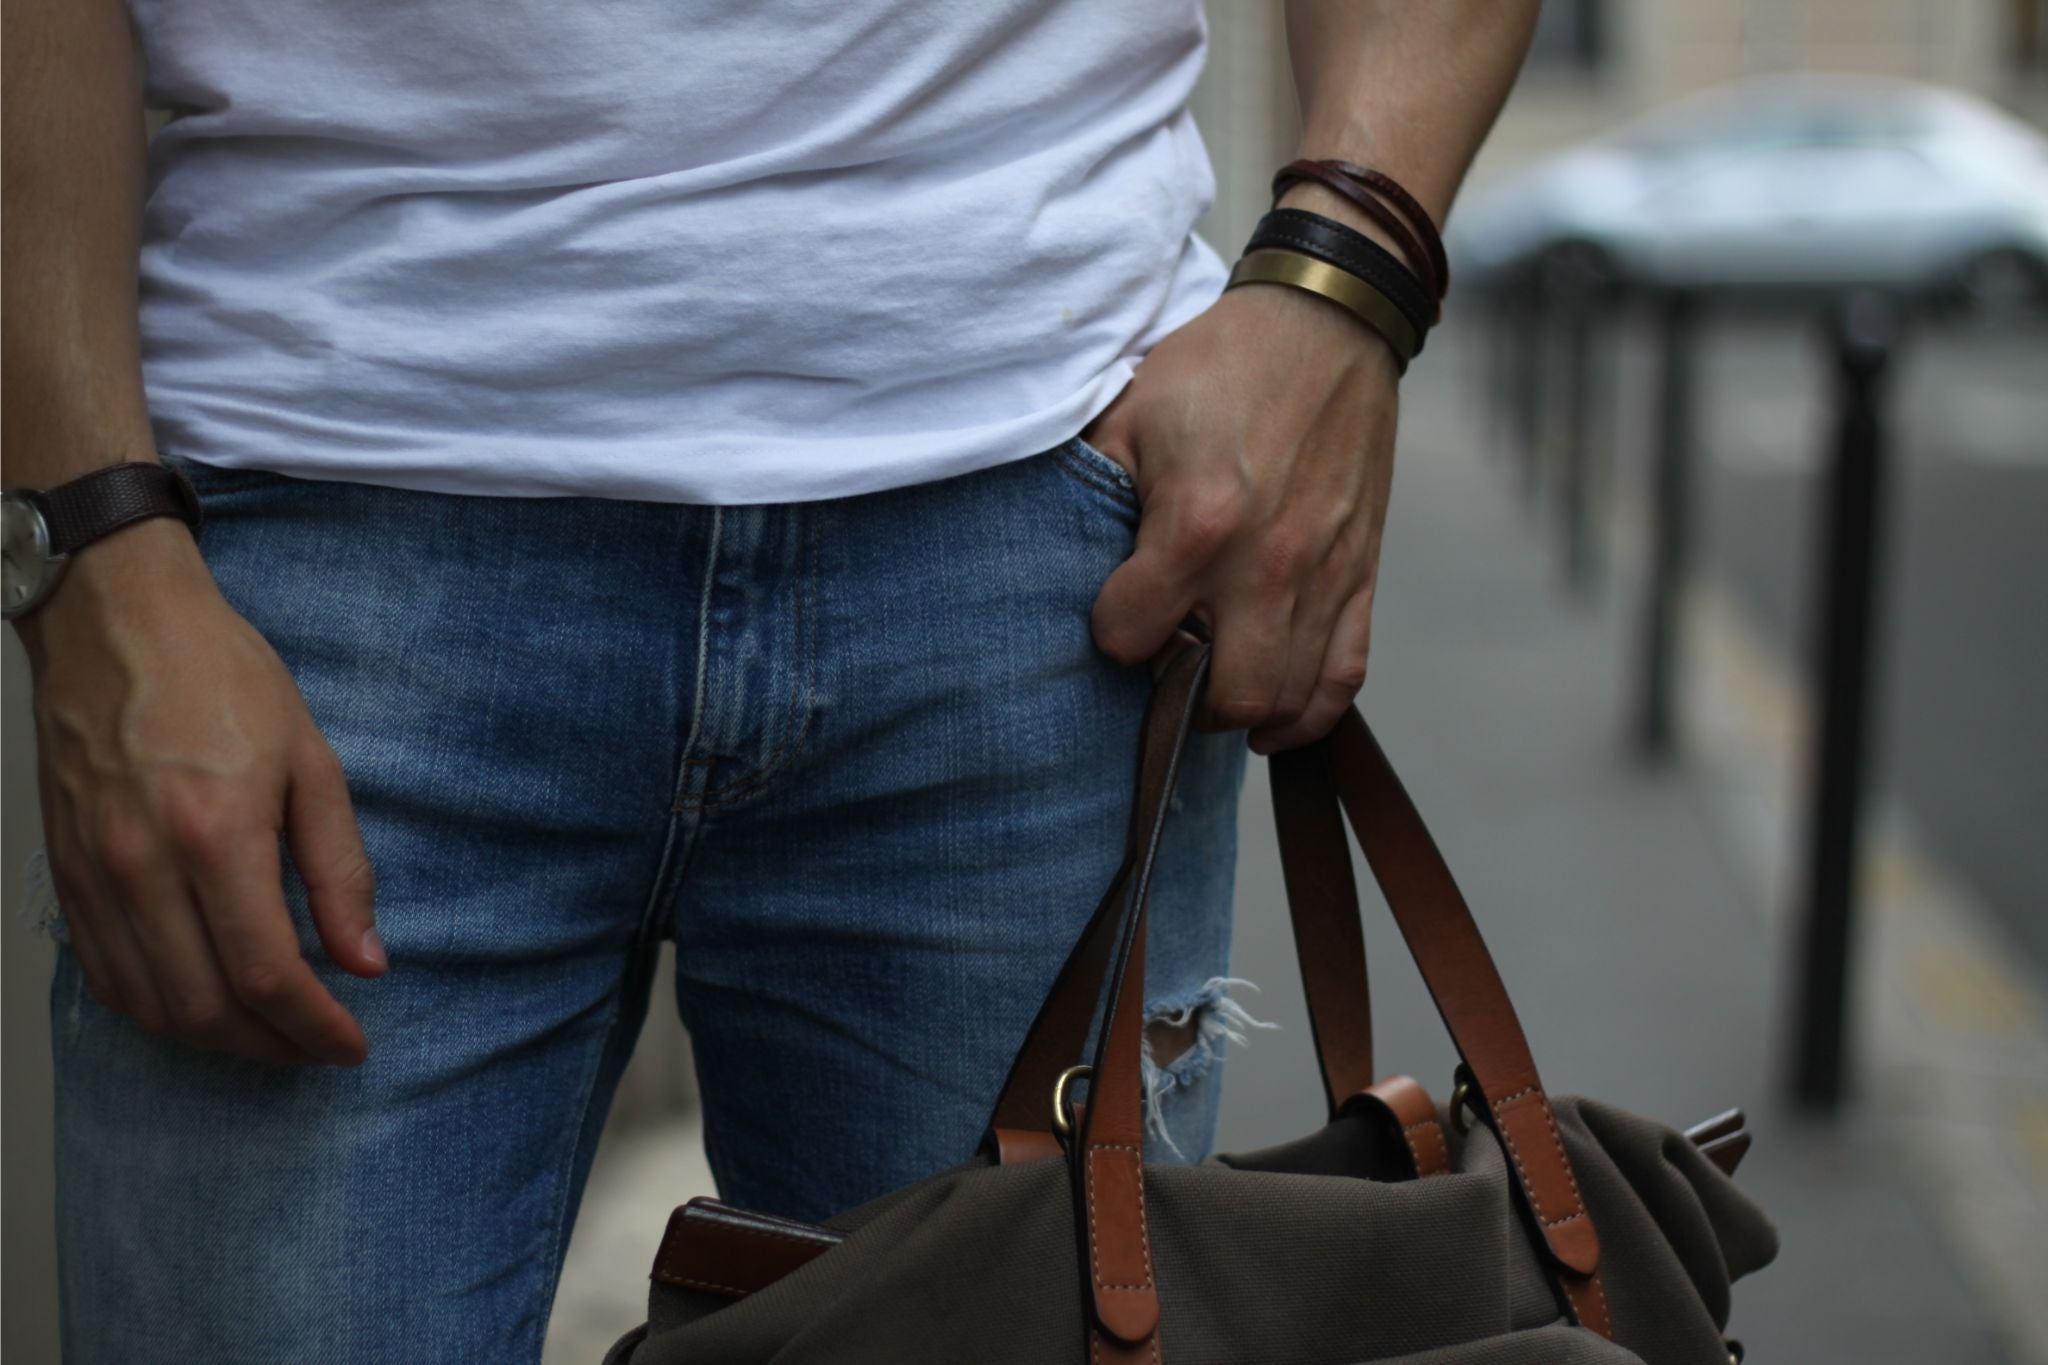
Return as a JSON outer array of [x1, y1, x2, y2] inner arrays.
[[31, 461, 201, 557]]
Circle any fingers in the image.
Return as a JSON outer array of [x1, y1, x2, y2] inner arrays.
[[131, 876, 311, 1066], [194, 829, 371, 1067], [286, 736, 384, 979], [62, 792, 346, 1065], [1249, 584, 1376, 754], [78, 829, 172, 1033], [1204, 579, 1294, 733], [1091, 484, 1233, 667]]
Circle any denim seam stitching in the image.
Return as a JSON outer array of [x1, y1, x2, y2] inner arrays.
[[533, 951, 648, 1351], [680, 506, 818, 812], [645, 509, 725, 929]]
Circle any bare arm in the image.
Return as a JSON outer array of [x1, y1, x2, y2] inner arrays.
[[1084, 0, 1540, 749], [4, 0, 383, 1064], [1281, 0, 1540, 250]]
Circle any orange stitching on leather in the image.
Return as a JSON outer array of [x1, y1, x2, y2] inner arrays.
[[1089, 1331, 1163, 1365], [1563, 1270, 1614, 1336], [1491, 1088, 1588, 1226], [1403, 1118, 1449, 1174], [1490, 1093, 1548, 1222], [1085, 1144, 1157, 1294], [1538, 1095, 1592, 1222]]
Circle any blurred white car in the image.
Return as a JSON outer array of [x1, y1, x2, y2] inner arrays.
[[1452, 75, 2048, 305]]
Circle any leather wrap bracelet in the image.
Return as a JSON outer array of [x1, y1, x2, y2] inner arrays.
[[1225, 249, 1417, 373], [1243, 209, 1434, 357], [1271, 159, 1449, 303]]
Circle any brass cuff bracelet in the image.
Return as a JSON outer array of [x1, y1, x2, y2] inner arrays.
[[1224, 248, 1417, 374]]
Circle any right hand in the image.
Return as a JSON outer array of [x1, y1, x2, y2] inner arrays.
[[16, 514, 385, 1066]]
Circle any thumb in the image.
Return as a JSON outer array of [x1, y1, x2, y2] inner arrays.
[[285, 734, 385, 978]]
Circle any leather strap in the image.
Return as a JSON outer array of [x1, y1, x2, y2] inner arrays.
[[991, 682, 1376, 1145], [988, 648, 1612, 1351], [1274, 159, 1450, 303], [1311, 712, 1607, 1309], [1348, 1075, 1451, 1179], [1271, 160, 1443, 306], [651, 1199, 843, 1300], [1270, 742, 1375, 1114], [1069, 648, 1211, 1359], [981, 648, 1206, 1148], [1243, 209, 1436, 348], [29, 461, 202, 557]]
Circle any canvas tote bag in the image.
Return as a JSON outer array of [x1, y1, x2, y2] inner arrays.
[[605, 642, 1778, 1364]]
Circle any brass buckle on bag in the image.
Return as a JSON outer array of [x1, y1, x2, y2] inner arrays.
[[1050, 1064, 1093, 1139], [1449, 1067, 1480, 1136]]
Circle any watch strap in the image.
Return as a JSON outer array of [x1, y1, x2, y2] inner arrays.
[[33, 461, 202, 557]]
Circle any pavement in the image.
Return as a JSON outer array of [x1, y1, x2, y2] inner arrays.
[[542, 324, 2046, 1364]]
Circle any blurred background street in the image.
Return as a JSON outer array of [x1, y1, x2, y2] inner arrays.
[[5, 2, 2044, 1362]]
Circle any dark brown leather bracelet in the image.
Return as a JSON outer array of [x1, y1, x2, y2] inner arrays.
[[1271, 159, 1443, 306], [1310, 159, 1450, 302]]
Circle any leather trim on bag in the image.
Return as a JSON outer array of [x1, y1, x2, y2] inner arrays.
[[651, 1198, 843, 1300], [1352, 1075, 1451, 1179]]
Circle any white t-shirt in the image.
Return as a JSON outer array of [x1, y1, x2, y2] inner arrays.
[[130, 0, 1226, 504]]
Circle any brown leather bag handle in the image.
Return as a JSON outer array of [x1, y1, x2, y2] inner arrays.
[[983, 652, 1376, 1148], [1306, 712, 1608, 1328], [1035, 648, 1611, 1354], [980, 644, 1211, 1152]]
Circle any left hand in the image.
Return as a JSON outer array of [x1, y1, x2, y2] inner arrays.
[[1081, 281, 1401, 753]]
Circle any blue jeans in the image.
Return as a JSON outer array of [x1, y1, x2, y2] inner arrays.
[[41, 438, 1248, 1363]]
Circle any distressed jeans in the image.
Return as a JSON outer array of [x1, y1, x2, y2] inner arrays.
[[35, 436, 1248, 1363]]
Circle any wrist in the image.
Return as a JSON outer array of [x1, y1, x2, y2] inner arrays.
[[1219, 281, 1403, 388], [12, 516, 215, 667]]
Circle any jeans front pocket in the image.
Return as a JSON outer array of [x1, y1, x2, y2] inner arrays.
[[1048, 434, 1140, 522]]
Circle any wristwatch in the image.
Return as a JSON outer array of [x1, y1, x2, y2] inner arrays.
[[2, 461, 203, 621]]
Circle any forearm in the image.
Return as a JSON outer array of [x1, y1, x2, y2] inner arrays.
[[3, 0, 216, 660], [3, 0, 159, 489], [1280, 0, 1541, 271]]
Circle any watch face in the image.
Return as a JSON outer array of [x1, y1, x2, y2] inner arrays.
[[2, 494, 59, 618]]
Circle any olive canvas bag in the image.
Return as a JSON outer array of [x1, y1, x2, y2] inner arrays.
[[605, 642, 1778, 1364]]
